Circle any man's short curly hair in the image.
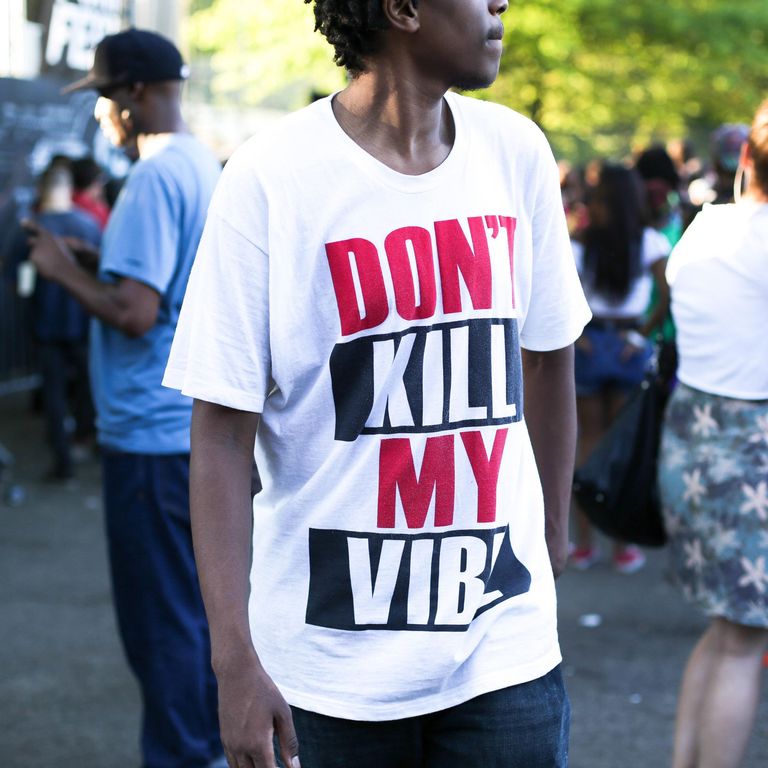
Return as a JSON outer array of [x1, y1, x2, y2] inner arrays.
[[305, 0, 416, 77]]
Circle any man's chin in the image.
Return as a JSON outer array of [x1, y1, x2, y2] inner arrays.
[[452, 70, 499, 92]]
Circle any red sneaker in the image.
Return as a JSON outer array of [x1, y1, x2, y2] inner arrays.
[[570, 546, 601, 570], [613, 545, 646, 574]]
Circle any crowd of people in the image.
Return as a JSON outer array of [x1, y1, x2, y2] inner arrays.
[[3, 157, 103, 480], [561, 121, 749, 576], [560, 104, 768, 767], [1, 2, 766, 768]]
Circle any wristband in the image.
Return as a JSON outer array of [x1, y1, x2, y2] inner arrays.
[[625, 329, 646, 349]]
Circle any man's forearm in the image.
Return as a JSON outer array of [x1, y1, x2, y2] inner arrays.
[[28, 228, 156, 336], [64, 237, 101, 274], [522, 345, 577, 577], [190, 400, 260, 671], [54, 257, 131, 328], [191, 400, 300, 767]]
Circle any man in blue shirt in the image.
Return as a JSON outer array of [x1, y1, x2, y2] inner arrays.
[[26, 29, 224, 768]]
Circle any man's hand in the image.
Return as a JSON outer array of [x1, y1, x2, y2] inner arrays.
[[22, 218, 159, 336], [23, 220, 77, 280], [216, 654, 300, 768]]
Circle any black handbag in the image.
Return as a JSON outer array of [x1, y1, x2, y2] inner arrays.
[[572, 348, 672, 547]]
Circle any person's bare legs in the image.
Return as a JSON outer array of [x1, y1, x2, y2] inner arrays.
[[672, 617, 768, 768], [672, 623, 719, 768]]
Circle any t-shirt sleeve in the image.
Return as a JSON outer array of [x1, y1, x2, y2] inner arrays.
[[518, 130, 591, 351], [163, 209, 271, 413], [100, 163, 180, 294], [642, 227, 671, 268]]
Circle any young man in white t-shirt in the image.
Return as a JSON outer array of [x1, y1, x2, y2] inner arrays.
[[164, 2, 590, 766]]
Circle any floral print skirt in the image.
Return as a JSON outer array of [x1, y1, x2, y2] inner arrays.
[[658, 383, 768, 628]]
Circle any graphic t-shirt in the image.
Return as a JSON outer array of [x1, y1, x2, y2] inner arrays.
[[164, 92, 591, 720]]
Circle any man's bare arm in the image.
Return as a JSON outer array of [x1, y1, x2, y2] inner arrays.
[[638, 258, 670, 338], [190, 400, 300, 768], [62, 235, 101, 274], [522, 345, 577, 577], [25, 222, 159, 337]]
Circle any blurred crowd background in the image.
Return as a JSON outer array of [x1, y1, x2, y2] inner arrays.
[[2, 0, 766, 490]]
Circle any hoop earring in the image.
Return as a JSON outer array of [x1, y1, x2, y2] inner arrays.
[[734, 164, 746, 203]]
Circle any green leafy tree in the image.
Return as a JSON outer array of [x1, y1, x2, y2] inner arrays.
[[187, 0, 768, 161], [187, 0, 344, 109], [493, 0, 768, 159]]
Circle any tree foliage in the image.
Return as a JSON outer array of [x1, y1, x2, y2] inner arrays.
[[493, 0, 768, 159], [187, 0, 344, 109], [187, 0, 768, 161]]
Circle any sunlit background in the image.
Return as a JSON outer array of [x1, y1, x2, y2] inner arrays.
[[183, 0, 768, 162], [3, 0, 767, 165]]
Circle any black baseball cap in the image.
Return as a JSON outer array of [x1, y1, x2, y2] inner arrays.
[[62, 28, 189, 94]]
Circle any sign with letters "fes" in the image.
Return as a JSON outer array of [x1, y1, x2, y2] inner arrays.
[[45, 0, 125, 73]]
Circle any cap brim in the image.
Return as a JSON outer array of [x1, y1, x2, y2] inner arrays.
[[60, 72, 115, 95]]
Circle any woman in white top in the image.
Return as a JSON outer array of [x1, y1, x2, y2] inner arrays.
[[659, 99, 768, 768], [571, 163, 670, 572]]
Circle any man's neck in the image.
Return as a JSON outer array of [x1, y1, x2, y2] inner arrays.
[[333, 71, 455, 176], [137, 124, 187, 159], [135, 97, 188, 159]]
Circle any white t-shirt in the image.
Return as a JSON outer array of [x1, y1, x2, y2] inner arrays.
[[164, 92, 591, 720], [666, 202, 768, 400], [572, 228, 669, 318]]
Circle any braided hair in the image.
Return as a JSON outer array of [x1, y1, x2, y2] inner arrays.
[[305, 0, 417, 76]]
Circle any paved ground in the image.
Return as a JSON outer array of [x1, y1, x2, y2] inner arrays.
[[1, 391, 767, 767]]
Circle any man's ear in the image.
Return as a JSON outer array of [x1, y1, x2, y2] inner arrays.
[[381, 0, 420, 33]]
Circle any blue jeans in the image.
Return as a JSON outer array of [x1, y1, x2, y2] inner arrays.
[[575, 325, 652, 397], [278, 666, 570, 768], [103, 452, 222, 768]]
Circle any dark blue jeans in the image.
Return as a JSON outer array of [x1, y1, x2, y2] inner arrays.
[[278, 666, 570, 768], [102, 452, 221, 768]]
